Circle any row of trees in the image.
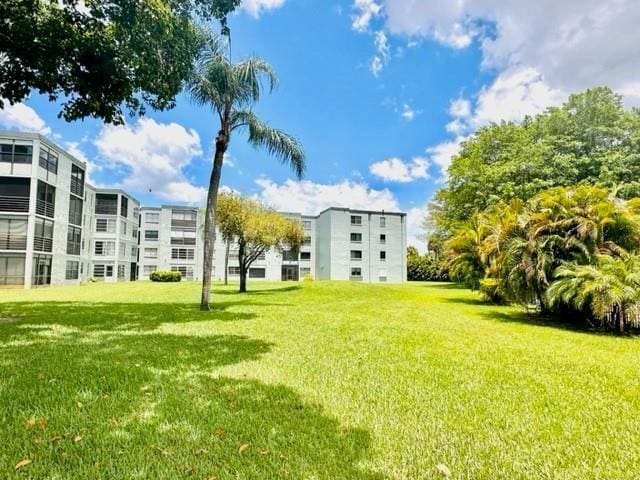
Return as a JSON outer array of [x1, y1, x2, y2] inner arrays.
[[406, 247, 449, 282], [446, 185, 640, 332]]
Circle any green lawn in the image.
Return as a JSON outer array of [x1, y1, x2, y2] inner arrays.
[[1, 281, 639, 479]]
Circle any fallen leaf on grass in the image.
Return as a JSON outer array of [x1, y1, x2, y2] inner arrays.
[[154, 446, 170, 456], [259, 450, 270, 456], [238, 443, 250, 454], [51, 435, 63, 443], [214, 428, 225, 437], [15, 459, 31, 470], [73, 435, 82, 443], [196, 448, 208, 455], [436, 464, 451, 477]]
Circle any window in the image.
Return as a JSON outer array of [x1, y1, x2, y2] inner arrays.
[[70, 164, 85, 197], [171, 265, 193, 280], [121, 221, 127, 235], [170, 227, 196, 245], [144, 248, 158, 259], [38, 146, 58, 174], [69, 196, 83, 226], [95, 194, 118, 215], [106, 265, 113, 277], [96, 218, 116, 233], [171, 209, 197, 222], [145, 230, 159, 241], [66, 226, 81, 255], [1, 142, 33, 166], [350, 215, 362, 226], [350, 250, 362, 261], [379, 268, 387, 282], [94, 241, 115, 256], [145, 212, 160, 224], [380, 234, 386, 244], [228, 266, 241, 275], [0, 254, 26, 286], [0, 177, 30, 212], [132, 228, 138, 240], [143, 265, 157, 276], [256, 251, 266, 261], [65, 261, 79, 280], [117, 264, 125, 279], [249, 268, 266, 278], [119, 243, 126, 257], [93, 264, 105, 278], [303, 236, 312, 246], [300, 251, 311, 261], [380, 251, 386, 261], [32, 254, 52, 285], [131, 246, 137, 258], [301, 220, 312, 230], [350, 267, 362, 278], [350, 233, 362, 243], [380, 217, 386, 228], [283, 250, 298, 261], [36, 180, 55, 217], [33, 217, 54, 252], [171, 248, 195, 260], [0, 218, 27, 250], [300, 267, 311, 277], [120, 196, 128, 218]]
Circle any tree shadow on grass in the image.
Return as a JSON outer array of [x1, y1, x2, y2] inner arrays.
[[213, 284, 302, 296], [0, 316, 384, 479]]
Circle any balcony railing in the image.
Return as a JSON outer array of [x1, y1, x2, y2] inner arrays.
[[0, 234, 27, 250], [70, 180, 84, 197], [36, 200, 55, 218], [171, 237, 196, 245], [95, 205, 118, 215], [33, 236, 53, 252], [171, 219, 197, 228], [0, 195, 29, 213]]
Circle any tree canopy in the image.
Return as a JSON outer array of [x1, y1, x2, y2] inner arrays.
[[217, 193, 305, 292], [432, 87, 640, 231], [0, 0, 240, 123]]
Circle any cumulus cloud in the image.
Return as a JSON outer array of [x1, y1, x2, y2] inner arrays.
[[369, 156, 429, 182], [240, 0, 286, 17], [0, 100, 51, 135], [94, 118, 206, 204], [426, 137, 465, 178]]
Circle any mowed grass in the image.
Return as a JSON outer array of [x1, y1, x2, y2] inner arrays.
[[1, 281, 639, 479]]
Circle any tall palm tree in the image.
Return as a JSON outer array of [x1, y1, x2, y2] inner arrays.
[[188, 39, 305, 310], [547, 254, 640, 332]]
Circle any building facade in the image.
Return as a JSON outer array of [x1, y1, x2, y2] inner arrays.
[[1, 131, 406, 288]]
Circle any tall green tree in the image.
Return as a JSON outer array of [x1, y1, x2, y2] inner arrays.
[[187, 44, 305, 309], [0, 0, 239, 123], [432, 87, 640, 230]]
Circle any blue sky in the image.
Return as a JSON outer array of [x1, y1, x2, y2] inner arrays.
[[2, 0, 639, 248]]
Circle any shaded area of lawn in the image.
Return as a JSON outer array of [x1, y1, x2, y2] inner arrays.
[[0, 298, 383, 479]]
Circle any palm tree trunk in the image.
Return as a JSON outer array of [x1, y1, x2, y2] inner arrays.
[[238, 241, 247, 293], [224, 240, 230, 285], [200, 131, 228, 310]]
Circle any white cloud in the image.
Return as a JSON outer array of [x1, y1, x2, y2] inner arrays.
[[376, 0, 640, 105], [255, 178, 400, 214], [63, 141, 101, 184], [406, 205, 428, 253], [449, 98, 471, 118], [401, 103, 418, 121], [370, 156, 429, 183], [240, 0, 286, 17], [426, 137, 465, 178], [370, 30, 390, 76], [94, 118, 206, 204], [352, 0, 382, 32], [0, 100, 51, 135]]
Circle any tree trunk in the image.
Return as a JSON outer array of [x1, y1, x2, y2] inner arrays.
[[224, 240, 230, 285], [619, 309, 625, 334], [238, 241, 247, 293], [200, 131, 228, 310]]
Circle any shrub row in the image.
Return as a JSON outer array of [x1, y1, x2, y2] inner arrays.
[[150, 270, 182, 282]]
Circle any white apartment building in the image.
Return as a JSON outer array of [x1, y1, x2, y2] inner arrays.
[[1, 131, 406, 288], [0, 131, 89, 287], [138, 206, 407, 284]]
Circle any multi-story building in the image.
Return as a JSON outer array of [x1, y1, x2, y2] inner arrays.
[[89, 187, 140, 282], [1, 131, 406, 288], [138, 205, 203, 281]]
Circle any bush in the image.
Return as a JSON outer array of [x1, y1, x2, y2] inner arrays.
[[150, 270, 182, 282], [407, 252, 449, 282]]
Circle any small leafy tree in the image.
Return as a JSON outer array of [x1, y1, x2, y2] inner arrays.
[[217, 194, 304, 293]]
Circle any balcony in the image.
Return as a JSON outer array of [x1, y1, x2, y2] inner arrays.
[[36, 200, 55, 218], [70, 179, 84, 197], [171, 237, 196, 246], [95, 205, 118, 215], [171, 219, 197, 228], [0, 195, 29, 213], [33, 236, 53, 252], [0, 234, 27, 250]]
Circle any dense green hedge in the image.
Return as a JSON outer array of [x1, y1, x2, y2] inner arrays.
[[150, 270, 182, 282]]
